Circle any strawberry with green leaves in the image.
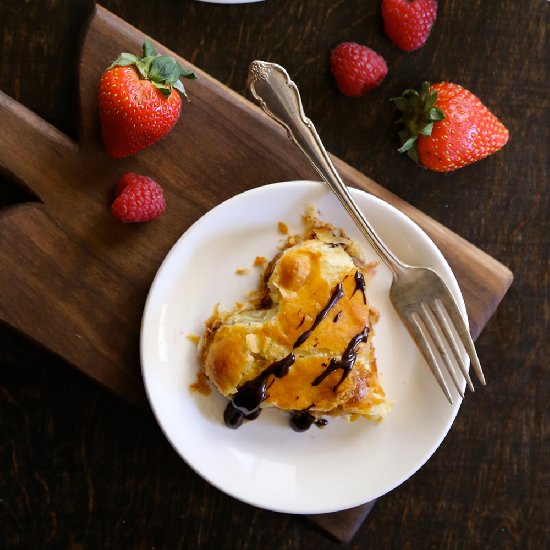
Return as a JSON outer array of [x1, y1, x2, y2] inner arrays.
[[392, 82, 509, 172], [98, 40, 196, 158]]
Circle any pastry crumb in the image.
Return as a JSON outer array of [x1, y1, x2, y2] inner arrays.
[[254, 256, 266, 267], [189, 372, 211, 396], [186, 334, 201, 345], [278, 221, 289, 234], [235, 268, 250, 275]]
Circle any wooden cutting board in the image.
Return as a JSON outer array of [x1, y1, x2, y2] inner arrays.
[[0, 5, 512, 543]]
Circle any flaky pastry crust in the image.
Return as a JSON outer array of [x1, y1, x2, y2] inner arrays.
[[198, 210, 390, 425]]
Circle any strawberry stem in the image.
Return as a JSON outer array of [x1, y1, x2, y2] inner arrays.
[[109, 40, 197, 99], [391, 82, 445, 163]]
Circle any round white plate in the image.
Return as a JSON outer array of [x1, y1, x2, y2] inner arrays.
[[141, 180, 467, 514]]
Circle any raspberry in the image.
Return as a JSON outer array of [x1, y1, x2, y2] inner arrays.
[[382, 0, 438, 52], [330, 42, 388, 97], [111, 172, 166, 223]]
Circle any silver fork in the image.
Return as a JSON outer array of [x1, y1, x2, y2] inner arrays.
[[248, 60, 486, 403]]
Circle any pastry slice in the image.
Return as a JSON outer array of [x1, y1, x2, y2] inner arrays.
[[198, 211, 390, 431]]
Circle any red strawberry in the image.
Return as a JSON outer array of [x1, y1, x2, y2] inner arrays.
[[382, 0, 437, 52], [330, 42, 388, 97], [99, 40, 196, 158], [392, 82, 509, 172], [111, 172, 166, 223]]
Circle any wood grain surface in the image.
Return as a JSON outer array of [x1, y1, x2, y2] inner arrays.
[[0, 4, 514, 542], [1, 0, 548, 548]]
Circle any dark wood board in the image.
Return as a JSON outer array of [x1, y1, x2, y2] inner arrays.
[[2, 1, 548, 548], [0, 4, 513, 543]]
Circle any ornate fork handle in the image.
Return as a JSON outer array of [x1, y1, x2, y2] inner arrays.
[[248, 60, 402, 275]]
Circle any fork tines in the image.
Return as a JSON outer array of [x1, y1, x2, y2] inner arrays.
[[409, 298, 485, 404]]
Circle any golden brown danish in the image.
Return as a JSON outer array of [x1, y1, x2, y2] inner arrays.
[[198, 210, 390, 431]]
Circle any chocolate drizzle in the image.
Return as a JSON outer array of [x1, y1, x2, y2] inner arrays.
[[293, 283, 344, 349], [312, 327, 370, 392], [333, 310, 342, 323], [289, 410, 328, 432], [224, 353, 295, 428], [352, 270, 367, 305]]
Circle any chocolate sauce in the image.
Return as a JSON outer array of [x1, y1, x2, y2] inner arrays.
[[333, 310, 342, 323], [297, 315, 306, 329], [224, 403, 262, 429], [245, 408, 262, 421], [293, 283, 344, 349], [289, 410, 328, 432], [312, 327, 370, 392], [352, 270, 367, 305], [224, 353, 295, 428], [224, 403, 244, 429]]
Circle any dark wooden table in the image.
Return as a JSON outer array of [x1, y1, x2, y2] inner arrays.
[[1, 0, 548, 547]]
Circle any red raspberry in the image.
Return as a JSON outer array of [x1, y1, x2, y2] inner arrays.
[[382, 0, 437, 52], [330, 42, 388, 97], [111, 172, 166, 223]]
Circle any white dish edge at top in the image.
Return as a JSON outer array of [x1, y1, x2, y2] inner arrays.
[[195, 0, 264, 4]]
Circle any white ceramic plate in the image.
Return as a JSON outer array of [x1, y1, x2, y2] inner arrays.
[[141, 180, 467, 514]]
